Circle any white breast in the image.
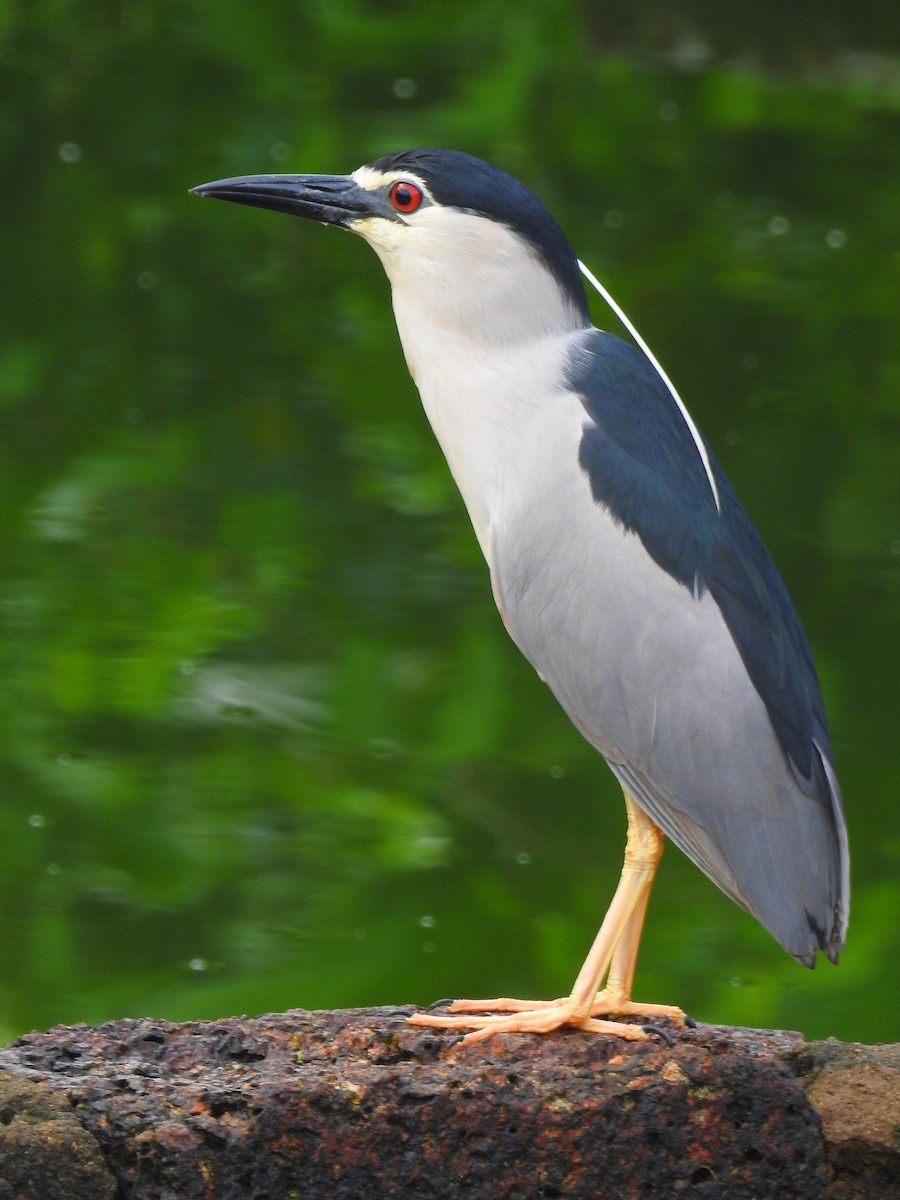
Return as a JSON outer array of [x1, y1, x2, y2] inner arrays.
[[390, 314, 582, 565]]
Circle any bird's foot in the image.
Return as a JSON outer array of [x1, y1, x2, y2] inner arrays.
[[408, 990, 685, 1046]]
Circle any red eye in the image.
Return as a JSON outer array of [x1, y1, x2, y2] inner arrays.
[[389, 180, 423, 213]]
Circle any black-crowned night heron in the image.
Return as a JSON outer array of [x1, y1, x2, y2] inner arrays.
[[192, 149, 848, 1045]]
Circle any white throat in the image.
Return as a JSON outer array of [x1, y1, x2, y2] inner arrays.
[[357, 206, 584, 349], [350, 205, 587, 560]]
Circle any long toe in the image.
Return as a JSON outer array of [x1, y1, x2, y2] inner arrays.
[[589, 994, 686, 1024]]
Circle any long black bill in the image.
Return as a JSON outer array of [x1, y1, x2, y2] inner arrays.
[[190, 173, 382, 227]]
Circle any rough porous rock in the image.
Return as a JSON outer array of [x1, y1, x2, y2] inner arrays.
[[786, 1039, 900, 1200], [0, 1008, 894, 1199], [0, 1074, 115, 1200]]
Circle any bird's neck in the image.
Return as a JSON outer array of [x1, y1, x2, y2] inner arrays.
[[390, 297, 580, 563]]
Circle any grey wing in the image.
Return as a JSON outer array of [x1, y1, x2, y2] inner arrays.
[[491, 334, 848, 964]]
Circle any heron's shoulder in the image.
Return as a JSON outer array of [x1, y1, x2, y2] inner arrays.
[[567, 328, 719, 592]]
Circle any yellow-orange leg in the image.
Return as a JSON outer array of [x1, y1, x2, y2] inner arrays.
[[408, 791, 685, 1045]]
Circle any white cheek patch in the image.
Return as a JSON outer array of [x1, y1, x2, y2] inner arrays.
[[348, 216, 404, 253], [348, 167, 435, 255], [346, 186, 581, 345]]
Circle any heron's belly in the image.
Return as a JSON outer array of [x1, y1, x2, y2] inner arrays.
[[489, 465, 788, 816]]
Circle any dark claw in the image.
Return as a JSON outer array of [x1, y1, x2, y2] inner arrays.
[[685, 1015, 697, 1028], [641, 1023, 675, 1047], [387, 1006, 417, 1018], [425, 997, 456, 1012]]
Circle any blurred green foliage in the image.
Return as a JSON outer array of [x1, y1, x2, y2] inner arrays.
[[0, 1, 897, 1046]]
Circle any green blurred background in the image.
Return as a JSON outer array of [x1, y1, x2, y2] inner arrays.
[[0, 1, 897, 1047]]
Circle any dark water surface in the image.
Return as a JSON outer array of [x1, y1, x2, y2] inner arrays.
[[0, 5, 897, 1045]]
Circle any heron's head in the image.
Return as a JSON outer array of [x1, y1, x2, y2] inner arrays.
[[192, 149, 590, 344]]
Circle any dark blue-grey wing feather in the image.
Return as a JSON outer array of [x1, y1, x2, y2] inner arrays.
[[575, 334, 719, 593], [570, 330, 829, 783]]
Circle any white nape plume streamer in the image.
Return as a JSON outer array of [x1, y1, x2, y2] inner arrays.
[[577, 259, 721, 514]]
